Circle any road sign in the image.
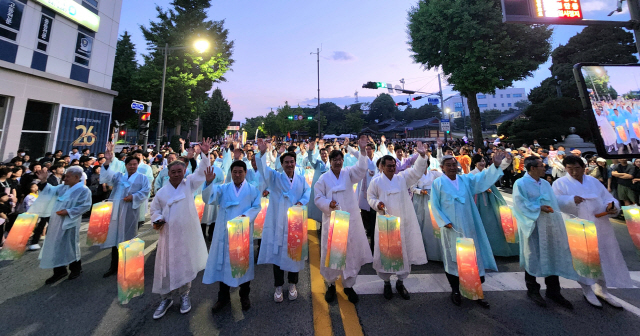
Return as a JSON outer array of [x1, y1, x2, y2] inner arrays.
[[131, 102, 144, 111], [298, 115, 303, 120], [428, 97, 439, 104], [440, 118, 450, 132]]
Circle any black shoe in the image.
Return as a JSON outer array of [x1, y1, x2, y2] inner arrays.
[[45, 271, 68, 284], [240, 296, 251, 311], [396, 281, 410, 300], [68, 270, 83, 280], [451, 292, 462, 306], [547, 292, 573, 310], [527, 291, 547, 307], [344, 287, 359, 304], [325, 285, 337, 303], [211, 299, 230, 313], [103, 267, 117, 278], [476, 299, 490, 309], [383, 282, 393, 300]]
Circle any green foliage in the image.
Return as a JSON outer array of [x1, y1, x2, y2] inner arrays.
[[407, 0, 552, 149], [368, 93, 398, 122], [201, 88, 233, 138], [111, 31, 139, 124], [398, 104, 441, 122], [170, 135, 182, 153]]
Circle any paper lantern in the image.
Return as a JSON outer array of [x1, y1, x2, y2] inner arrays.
[[456, 237, 484, 300], [633, 122, 640, 139], [287, 206, 306, 261], [564, 218, 602, 279], [194, 194, 205, 222], [325, 210, 350, 270], [117, 238, 145, 304], [0, 213, 39, 260], [499, 206, 518, 244], [302, 205, 309, 261], [622, 205, 640, 251], [617, 126, 628, 142], [253, 197, 269, 239], [377, 214, 403, 272], [428, 202, 440, 239], [305, 169, 314, 186], [353, 183, 357, 193], [227, 216, 251, 278], [87, 201, 113, 246]]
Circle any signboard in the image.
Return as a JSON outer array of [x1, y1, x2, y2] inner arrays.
[[35, 0, 100, 32], [131, 102, 144, 111], [502, 0, 582, 23], [440, 118, 450, 132], [298, 115, 303, 120], [55, 107, 111, 155], [75, 32, 93, 58], [428, 97, 439, 104], [0, 0, 24, 31], [227, 121, 241, 131], [38, 14, 53, 42]]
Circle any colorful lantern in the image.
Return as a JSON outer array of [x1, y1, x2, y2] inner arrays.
[[0, 213, 39, 260], [305, 169, 314, 186], [564, 218, 602, 279], [377, 214, 403, 272], [633, 122, 640, 139], [428, 203, 440, 239], [325, 210, 350, 270], [253, 197, 269, 239], [499, 206, 518, 244], [622, 205, 640, 251], [287, 205, 306, 261], [456, 237, 484, 300], [117, 238, 145, 304], [353, 183, 358, 193], [87, 201, 113, 246], [194, 194, 205, 222], [617, 126, 628, 142], [302, 205, 309, 261], [227, 216, 251, 278]]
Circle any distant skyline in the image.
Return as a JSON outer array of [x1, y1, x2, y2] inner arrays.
[[118, 0, 634, 121]]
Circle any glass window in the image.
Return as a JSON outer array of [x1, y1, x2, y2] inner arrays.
[[492, 95, 496, 98], [506, 94, 511, 98], [74, 32, 93, 68], [502, 103, 505, 107], [477, 94, 486, 99], [500, 94, 503, 98], [478, 104, 488, 107], [0, 0, 25, 42], [19, 100, 54, 159], [84, 0, 99, 8], [513, 93, 523, 98], [508, 103, 512, 107], [494, 104, 497, 107], [454, 102, 463, 108]]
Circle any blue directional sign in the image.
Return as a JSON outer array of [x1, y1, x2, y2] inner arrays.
[[131, 102, 144, 111], [428, 98, 439, 104]]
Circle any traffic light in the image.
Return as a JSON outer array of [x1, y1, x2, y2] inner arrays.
[[138, 112, 151, 137], [362, 81, 387, 89], [288, 116, 293, 120], [119, 130, 126, 137], [412, 96, 424, 101], [396, 102, 408, 106], [307, 116, 313, 120]]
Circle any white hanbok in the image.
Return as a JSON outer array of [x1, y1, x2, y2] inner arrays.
[[411, 170, 444, 261]]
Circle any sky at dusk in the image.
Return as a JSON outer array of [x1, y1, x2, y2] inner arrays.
[[118, 0, 634, 122]]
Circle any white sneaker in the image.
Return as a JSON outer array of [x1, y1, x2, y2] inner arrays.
[[28, 244, 41, 251], [274, 286, 284, 303], [288, 284, 298, 301], [594, 286, 623, 308]]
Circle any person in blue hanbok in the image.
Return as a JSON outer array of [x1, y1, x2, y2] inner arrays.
[[31, 166, 92, 284], [200, 162, 224, 242], [512, 156, 579, 310], [609, 108, 633, 153], [255, 138, 311, 303], [131, 150, 154, 223], [356, 142, 379, 254], [307, 140, 330, 223], [430, 151, 510, 308], [410, 164, 443, 261], [202, 161, 261, 313], [470, 162, 519, 257], [100, 143, 151, 278]]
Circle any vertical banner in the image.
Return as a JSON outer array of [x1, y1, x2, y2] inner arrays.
[[55, 106, 111, 156]]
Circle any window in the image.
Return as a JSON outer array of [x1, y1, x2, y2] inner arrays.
[[0, 0, 25, 42], [74, 32, 93, 67], [513, 93, 523, 98], [502, 103, 505, 107], [19, 100, 55, 159], [36, 14, 53, 52], [84, 0, 99, 8], [478, 104, 488, 107], [506, 94, 511, 98], [454, 102, 463, 108], [455, 106, 463, 112], [494, 104, 497, 107], [500, 94, 504, 98], [492, 95, 496, 98], [477, 94, 486, 99], [508, 103, 512, 107], [0, 95, 8, 143]]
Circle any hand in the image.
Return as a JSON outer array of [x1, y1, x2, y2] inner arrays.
[[35, 167, 48, 182], [262, 190, 270, 197], [540, 205, 554, 213], [153, 220, 165, 230], [103, 184, 108, 193], [278, 145, 286, 155], [295, 202, 302, 206], [358, 135, 368, 152], [416, 141, 426, 157], [343, 137, 350, 147], [200, 137, 213, 154], [574, 196, 585, 205], [377, 202, 385, 210], [421, 190, 429, 195], [493, 150, 507, 168], [105, 142, 114, 163], [123, 195, 133, 202], [445, 224, 453, 229], [205, 167, 217, 184], [330, 200, 337, 209], [381, 135, 386, 144], [56, 209, 69, 216], [179, 138, 185, 145]]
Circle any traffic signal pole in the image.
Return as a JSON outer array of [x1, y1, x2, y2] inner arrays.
[[438, 73, 446, 142]]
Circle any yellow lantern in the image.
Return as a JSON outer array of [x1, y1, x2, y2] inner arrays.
[[428, 203, 440, 239], [325, 210, 350, 270], [617, 126, 628, 142], [117, 238, 145, 304], [0, 213, 39, 260], [564, 218, 602, 279], [253, 197, 269, 239], [194, 194, 205, 222], [302, 205, 309, 261], [87, 201, 113, 245], [456, 237, 484, 300], [622, 205, 640, 251]]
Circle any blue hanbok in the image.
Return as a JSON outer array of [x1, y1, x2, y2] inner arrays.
[[307, 149, 329, 222]]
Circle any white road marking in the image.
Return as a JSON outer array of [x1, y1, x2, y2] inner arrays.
[[143, 241, 158, 256]]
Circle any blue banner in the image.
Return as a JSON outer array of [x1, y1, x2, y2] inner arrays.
[[55, 107, 111, 155]]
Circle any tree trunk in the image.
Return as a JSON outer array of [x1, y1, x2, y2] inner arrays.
[[175, 121, 182, 138], [465, 92, 485, 151]]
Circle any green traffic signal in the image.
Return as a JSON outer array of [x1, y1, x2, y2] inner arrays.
[[376, 82, 386, 88], [307, 116, 313, 120], [288, 116, 293, 120]]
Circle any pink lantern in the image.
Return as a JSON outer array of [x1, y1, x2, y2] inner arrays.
[[87, 201, 113, 246], [253, 197, 269, 239], [287, 206, 306, 261], [117, 238, 145, 304], [456, 237, 484, 300], [0, 213, 39, 260], [377, 214, 403, 272]]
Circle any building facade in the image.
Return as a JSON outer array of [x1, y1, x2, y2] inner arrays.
[[0, 0, 122, 160], [442, 88, 527, 118]]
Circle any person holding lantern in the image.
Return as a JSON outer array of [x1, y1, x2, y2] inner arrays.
[[255, 138, 311, 303], [410, 162, 443, 261], [430, 150, 511, 308], [366, 141, 429, 300], [307, 139, 330, 224], [314, 135, 372, 304], [100, 143, 151, 278], [512, 156, 579, 310], [552, 155, 632, 308], [148, 138, 212, 319]]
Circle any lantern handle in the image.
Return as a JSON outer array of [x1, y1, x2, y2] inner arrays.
[[133, 228, 153, 239]]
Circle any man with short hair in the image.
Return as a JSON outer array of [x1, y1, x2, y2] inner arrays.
[[612, 159, 635, 206], [69, 148, 81, 161]]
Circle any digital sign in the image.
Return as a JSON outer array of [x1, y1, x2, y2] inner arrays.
[[534, 0, 582, 19], [501, 0, 587, 24], [35, 0, 100, 32]]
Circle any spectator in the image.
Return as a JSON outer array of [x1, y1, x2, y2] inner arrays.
[[612, 159, 635, 207], [69, 148, 81, 161], [590, 157, 610, 188], [70, 159, 80, 166], [16, 182, 38, 213], [89, 165, 110, 205], [551, 151, 567, 179], [80, 156, 93, 181], [0, 191, 11, 248]]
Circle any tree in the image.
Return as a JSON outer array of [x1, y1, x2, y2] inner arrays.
[[368, 93, 398, 122], [408, 0, 552, 150], [138, 0, 234, 136], [400, 104, 441, 122], [201, 88, 233, 138], [111, 31, 139, 124]]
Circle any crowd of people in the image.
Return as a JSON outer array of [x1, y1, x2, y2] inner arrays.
[[0, 133, 635, 320], [592, 97, 640, 155]]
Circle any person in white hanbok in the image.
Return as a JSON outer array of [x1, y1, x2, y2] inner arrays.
[[314, 136, 373, 304], [594, 108, 618, 152], [148, 138, 212, 320], [255, 138, 311, 303], [356, 142, 378, 253], [100, 143, 151, 278], [410, 164, 443, 262], [31, 167, 92, 284], [552, 155, 632, 309], [307, 141, 329, 223], [367, 142, 429, 300]]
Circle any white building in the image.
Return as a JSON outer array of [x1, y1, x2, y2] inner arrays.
[[0, 0, 122, 160], [442, 88, 527, 118]]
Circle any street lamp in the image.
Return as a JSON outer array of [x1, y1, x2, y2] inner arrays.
[[156, 39, 211, 149]]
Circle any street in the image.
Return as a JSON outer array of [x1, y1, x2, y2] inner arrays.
[[1, 191, 640, 336]]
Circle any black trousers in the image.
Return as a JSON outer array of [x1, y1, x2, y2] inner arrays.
[[524, 271, 561, 295], [201, 223, 215, 240], [273, 265, 298, 287], [218, 281, 251, 301], [30, 217, 49, 245], [360, 208, 377, 253], [109, 246, 118, 270], [54, 260, 82, 274], [445, 272, 485, 294]]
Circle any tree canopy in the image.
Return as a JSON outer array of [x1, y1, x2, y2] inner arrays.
[[111, 31, 139, 125], [200, 88, 233, 138]]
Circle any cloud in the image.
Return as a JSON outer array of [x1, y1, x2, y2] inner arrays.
[[328, 51, 357, 62], [581, 0, 608, 12]]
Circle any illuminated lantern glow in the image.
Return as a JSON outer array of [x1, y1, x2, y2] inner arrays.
[[377, 214, 403, 272], [499, 206, 518, 244], [428, 203, 440, 239], [353, 183, 357, 193], [633, 122, 640, 139], [305, 169, 313, 186], [617, 126, 628, 143], [456, 237, 484, 300], [325, 210, 350, 270], [622, 205, 640, 251], [227, 216, 251, 278], [287, 206, 306, 261], [564, 218, 602, 279], [87, 201, 113, 246], [0, 213, 39, 260], [117, 238, 145, 304], [302, 205, 309, 261], [253, 197, 269, 239], [194, 195, 205, 222]]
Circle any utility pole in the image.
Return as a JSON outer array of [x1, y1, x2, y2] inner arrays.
[[157, 43, 168, 149], [354, 91, 359, 104], [438, 73, 446, 141], [311, 47, 322, 137]]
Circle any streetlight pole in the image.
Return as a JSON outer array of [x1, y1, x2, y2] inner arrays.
[[461, 95, 468, 138], [311, 47, 322, 137], [157, 43, 168, 150]]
